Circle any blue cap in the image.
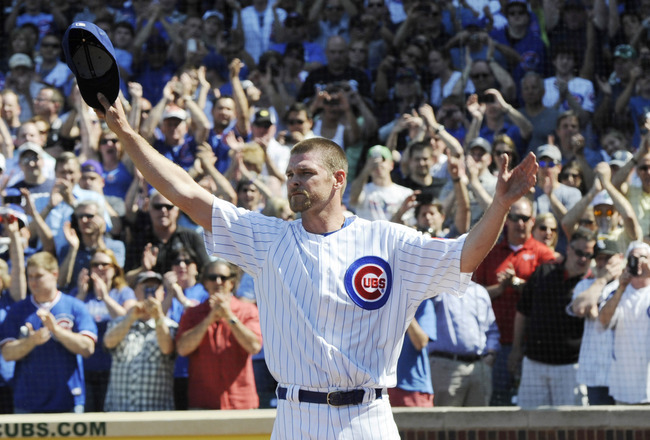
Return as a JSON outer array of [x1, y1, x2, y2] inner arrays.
[[62, 21, 120, 111]]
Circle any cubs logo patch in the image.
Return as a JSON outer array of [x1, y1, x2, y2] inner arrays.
[[344, 256, 392, 310], [56, 317, 74, 331]]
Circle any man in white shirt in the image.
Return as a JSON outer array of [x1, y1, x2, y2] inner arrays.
[[599, 241, 650, 404], [348, 145, 413, 221]]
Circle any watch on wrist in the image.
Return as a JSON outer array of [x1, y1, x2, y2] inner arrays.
[[434, 124, 445, 135], [511, 277, 522, 287], [229, 317, 240, 326]]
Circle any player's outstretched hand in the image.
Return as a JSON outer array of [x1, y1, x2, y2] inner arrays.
[[494, 152, 537, 209], [95, 92, 132, 138]]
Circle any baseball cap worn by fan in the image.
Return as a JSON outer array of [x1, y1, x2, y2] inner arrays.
[[136, 271, 163, 285], [62, 21, 120, 111], [594, 238, 622, 257], [16, 142, 45, 158], [8, 53, 34, 69], [253, 109, 276, 125], [609, 150, 633, 168], [591, 190, 614, 207], [536, 144, 562, 163], [368, 145, 393, 161], [162, 107, 187, 121], [469, 137, 492, 154], [614, 44, 637, 60], [81, 159, 104, 176]]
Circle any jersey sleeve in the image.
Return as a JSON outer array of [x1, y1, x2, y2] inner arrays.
[[203, 196, 289, 276], [396, 229, 471, 303], [73, 298, 98, 342]]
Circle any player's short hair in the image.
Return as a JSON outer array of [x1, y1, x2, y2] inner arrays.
[[27, 251, 59, 274], [290, 137, 348, 176]]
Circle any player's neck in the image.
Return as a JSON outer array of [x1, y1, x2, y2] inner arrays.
[[300, 208, 346, 235]]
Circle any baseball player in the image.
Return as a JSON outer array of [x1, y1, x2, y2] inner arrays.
[[96, 93, 537, 439]]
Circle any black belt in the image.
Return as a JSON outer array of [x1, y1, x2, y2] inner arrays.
[[430, 351, 482, 363], [277, 386, 382, 407]]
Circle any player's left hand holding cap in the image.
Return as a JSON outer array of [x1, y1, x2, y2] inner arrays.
[[62, 21, 120, 111]]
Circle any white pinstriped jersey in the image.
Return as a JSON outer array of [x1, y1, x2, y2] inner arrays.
[[204, 196, 470, 391]]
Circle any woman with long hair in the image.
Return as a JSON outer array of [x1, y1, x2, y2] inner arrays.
[[490, 134, 520, 175], [75, 248, 136, 412], [532, 213, 562, 262]]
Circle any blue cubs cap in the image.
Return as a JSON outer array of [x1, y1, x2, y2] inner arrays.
[[62, 21, 120, 111]]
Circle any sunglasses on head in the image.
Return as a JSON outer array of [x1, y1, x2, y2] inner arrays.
[[152, 203, 175, 211], [507, 213, 531, 223], [205, 273, 234, 282]]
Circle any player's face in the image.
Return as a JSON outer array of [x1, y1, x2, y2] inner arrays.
[[27, 266, 58, 299], [286, 151, 339, 213]]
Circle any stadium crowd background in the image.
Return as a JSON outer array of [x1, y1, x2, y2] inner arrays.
[[0, 0, 649, 414]]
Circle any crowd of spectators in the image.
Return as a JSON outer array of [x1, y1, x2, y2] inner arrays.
[[0, 0, 649, 414]]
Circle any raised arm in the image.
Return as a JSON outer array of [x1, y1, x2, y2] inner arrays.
[[461, 153, 538, 273], [597, 162, 643, 242], [96, 93, 215, 232]]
